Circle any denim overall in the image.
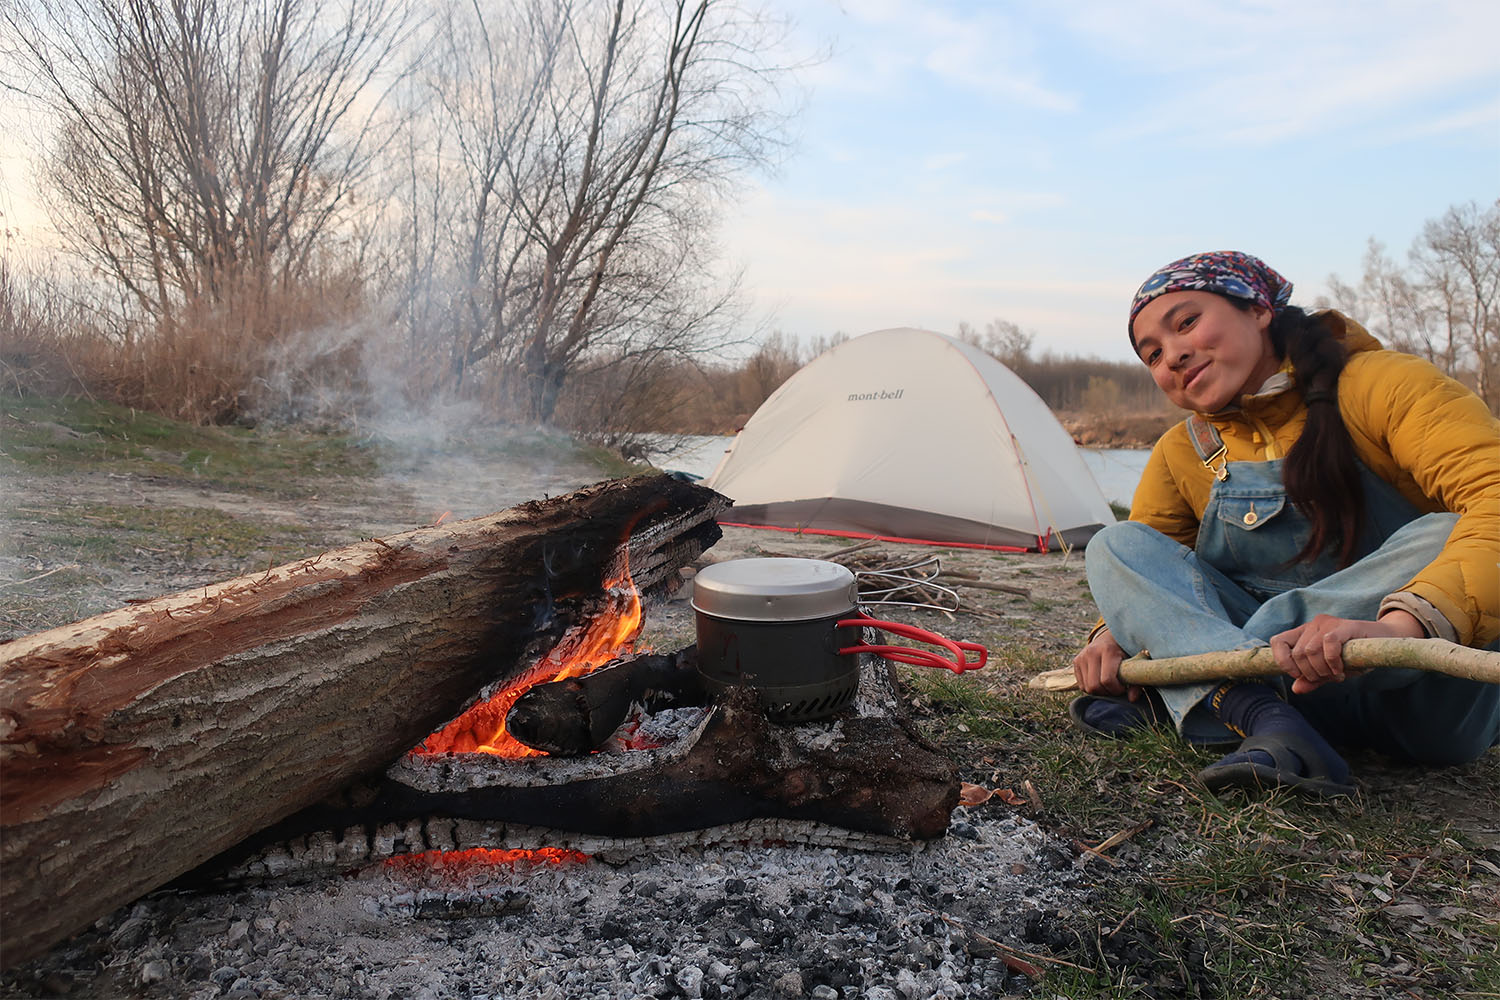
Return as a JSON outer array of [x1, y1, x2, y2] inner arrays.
[[1086, 416, 1500, 762]]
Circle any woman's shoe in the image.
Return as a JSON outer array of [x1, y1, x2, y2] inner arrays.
[[1198, 731, 1356, 798], [1068, 691, 1168, 738]]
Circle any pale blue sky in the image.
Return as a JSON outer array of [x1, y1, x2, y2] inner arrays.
[[721, 0, 1500, 361]]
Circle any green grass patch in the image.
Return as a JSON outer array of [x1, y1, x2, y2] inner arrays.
[[577, 442, 656, 479], [15, 501, 327, 565], [0, 391, 378, 496]]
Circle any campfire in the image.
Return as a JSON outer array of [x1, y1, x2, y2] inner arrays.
[[0, 477, 1102, 999], [412, 568, 645, 759], [1, 475, 984, 974], [211, 557, 965, 888]]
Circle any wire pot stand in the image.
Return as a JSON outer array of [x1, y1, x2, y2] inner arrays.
[[854, 555, 961, 614]]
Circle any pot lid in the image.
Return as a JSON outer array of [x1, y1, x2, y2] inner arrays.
[[690, 557, 858, 622]]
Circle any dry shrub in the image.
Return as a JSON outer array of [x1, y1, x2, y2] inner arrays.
[[0, 258, 107, 399], [1, 257, 374, 425], [1078, 375, 1123, 415], [553, 355, 699, 445]]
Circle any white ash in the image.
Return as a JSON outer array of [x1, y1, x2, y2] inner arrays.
[[4, 808, 1092, 999], [606, 706, 713, 751]]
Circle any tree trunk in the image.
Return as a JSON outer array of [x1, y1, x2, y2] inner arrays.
[[0, 474, 726, 968]]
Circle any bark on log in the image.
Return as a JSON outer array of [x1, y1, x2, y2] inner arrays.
[[0, 474, 726, 969], [1028, 637, 1500, 691]]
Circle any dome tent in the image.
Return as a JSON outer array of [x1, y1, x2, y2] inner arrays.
[[706, 328, 1115, 551]]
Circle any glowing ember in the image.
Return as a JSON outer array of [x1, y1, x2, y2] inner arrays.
[[383, 846, 589, 875], [411, 570, 643, 758], [610, 718, 665, 752]]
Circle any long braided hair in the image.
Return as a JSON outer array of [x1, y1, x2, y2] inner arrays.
[[1253, 302, 1365, 566]]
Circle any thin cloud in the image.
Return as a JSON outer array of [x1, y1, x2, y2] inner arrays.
[[1064, 0, 1500, 147], [1397, 96, 1500, 140], [789, 0, 1077, 111]]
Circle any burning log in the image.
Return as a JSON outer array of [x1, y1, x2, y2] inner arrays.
[[196, 654, 959, 888], [0, 475, 726, 969], [505, 647, 707, 756], [394, 675, 958, 841]]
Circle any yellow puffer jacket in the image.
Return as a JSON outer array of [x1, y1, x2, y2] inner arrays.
[[1129, 311, 1500, 647]]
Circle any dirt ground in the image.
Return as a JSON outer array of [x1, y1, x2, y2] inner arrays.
[[0, 437, 614, 640], [0, 430, 1097, 652], [4, 444, 1495, 823]]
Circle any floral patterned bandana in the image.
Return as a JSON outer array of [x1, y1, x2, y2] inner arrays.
[[1129, 250, 1293, 342]]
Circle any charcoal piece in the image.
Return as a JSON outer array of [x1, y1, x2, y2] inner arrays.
[[506, 647, 706, 756], [413, 891, 530, 920]]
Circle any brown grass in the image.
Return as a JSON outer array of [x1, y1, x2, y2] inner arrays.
[[0, 260, 370, 425], [3, 257, 1176, 440]]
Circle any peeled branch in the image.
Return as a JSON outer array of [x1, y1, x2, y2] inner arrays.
[[1028, 637, 1500, 692]]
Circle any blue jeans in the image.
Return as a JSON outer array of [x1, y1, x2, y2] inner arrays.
[[1086, 514, 1500, 762]]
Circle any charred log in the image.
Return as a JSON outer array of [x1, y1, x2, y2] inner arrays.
[[399, 687, 956, 841], [0, 475, 726, 969], [506, 647, 707, 756], [192, 658, 959, 888]]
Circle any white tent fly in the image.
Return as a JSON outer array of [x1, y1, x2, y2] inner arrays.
[[706, 328, 1116, 551]]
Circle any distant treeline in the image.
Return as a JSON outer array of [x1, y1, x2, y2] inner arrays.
[[556, 329, 1170, 446]]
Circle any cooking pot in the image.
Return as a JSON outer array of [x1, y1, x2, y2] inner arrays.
[[690, 557, 988, 723]]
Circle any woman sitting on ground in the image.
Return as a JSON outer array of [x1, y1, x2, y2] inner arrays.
[[1071, 250, 1500, 796]]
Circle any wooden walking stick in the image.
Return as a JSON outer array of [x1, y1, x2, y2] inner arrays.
[[1028, 637, 1500, 691]]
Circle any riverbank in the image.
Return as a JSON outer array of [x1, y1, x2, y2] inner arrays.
[[1057, 410, 1175, 449]]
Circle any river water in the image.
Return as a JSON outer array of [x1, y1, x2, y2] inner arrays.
[[647, 435, 1150, 509]]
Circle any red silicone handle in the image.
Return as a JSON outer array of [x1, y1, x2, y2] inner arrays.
[[835, 615, 988, 673]]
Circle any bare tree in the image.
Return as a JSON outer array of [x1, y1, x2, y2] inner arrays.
[[1325, 238, 1441, 362], [1326, 200, 1500, 412], [1411, 200, 1499, 408], [404, 0, 791, 423], [5, 0, 415, 348], [956, 317, 1033, 369], [729, 328, 799, 406], [983, 317, 1034, 368]]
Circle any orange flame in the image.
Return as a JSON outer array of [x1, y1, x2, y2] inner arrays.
[[411, 567, 643, 758]]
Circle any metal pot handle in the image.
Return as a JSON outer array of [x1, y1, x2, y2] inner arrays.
[[835, 615, 988, 673]]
